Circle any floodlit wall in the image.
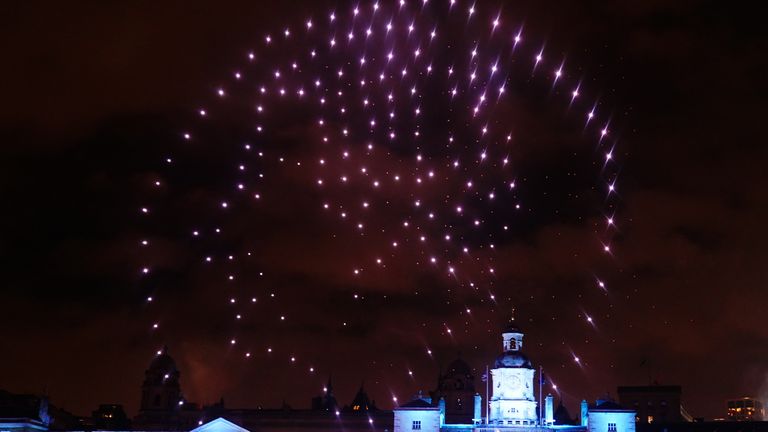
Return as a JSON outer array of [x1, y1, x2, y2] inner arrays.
[[588, 411, 635, 432], [394, 409, 441, 432]]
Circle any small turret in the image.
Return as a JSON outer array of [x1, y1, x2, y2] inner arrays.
[[438, 397, 446, 426], [473, 393, 482, 425], [545, 394, 554, 425]]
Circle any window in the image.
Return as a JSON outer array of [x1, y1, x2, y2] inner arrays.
[[648, 416, 654, 424], [412, 420, 421, 430], [608, 423, 617, 432]]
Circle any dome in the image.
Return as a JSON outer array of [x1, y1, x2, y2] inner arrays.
[[494, 351, 533, 368], [148, 347, 178, 373], [502, 321, 523, 334]]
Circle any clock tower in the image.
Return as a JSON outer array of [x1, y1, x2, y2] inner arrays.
[[489, 318, 538, 426]]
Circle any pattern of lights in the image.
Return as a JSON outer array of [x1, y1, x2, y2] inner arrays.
[[137, 0, 622, 397]]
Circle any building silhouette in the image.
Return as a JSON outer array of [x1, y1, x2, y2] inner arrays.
[[618, 385, 692, 424], [430, 357, 476, 424]]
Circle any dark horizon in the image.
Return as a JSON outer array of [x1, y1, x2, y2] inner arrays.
[[1, 0, 766, 422]]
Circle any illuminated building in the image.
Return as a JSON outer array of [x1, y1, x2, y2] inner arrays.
[[0, 320, 636, 432], [394, 397, 442, 432], [394, 318, 637, 432], [488, 319, 538, 426], [727, 398, 765, 421], [587, 401, 636, 432]]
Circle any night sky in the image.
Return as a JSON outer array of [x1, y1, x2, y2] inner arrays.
[[1, 0, 766, 422]]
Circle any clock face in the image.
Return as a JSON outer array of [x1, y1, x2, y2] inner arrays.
[[509, 375, 521, 390]]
